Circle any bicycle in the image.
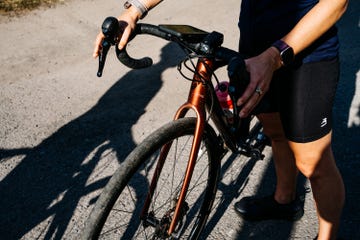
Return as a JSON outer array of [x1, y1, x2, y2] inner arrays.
[[82, 17, 269, 240]]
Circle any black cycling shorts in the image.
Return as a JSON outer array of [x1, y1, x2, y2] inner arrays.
[[254, 57, 340, 143]]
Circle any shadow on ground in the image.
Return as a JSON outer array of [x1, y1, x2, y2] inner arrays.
[[0, 43, 183, 239]]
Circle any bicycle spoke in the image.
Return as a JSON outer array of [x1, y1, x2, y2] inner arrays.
[[83, 118, 219, 240]]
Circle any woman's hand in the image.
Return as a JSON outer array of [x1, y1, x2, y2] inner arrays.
[[237, 47, 282, 118], [92, 6, 142, 58]]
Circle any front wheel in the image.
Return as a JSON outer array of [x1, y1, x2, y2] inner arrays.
[[82, 117, 221, 239]]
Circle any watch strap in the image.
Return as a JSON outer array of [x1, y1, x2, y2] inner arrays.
[[272, 39, 294, 66], [272, 40, 289, 52], [124, 0, 148, 19]]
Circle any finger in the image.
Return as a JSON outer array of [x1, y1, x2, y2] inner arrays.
[[239, 92, 263, 118], [118, 23, 130, 50], [93, 44, 100, 58], [237, 80, 257, 106], [93, 33, 104, 58], [118, 30, 131, 50]]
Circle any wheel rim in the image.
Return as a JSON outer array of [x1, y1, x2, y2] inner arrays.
[[97, 134, 214, 239]]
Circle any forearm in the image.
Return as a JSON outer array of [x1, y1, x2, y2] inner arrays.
[[121, 0, 163, 22], [282, 0, 348, 55], [143, 0, 163, 10]]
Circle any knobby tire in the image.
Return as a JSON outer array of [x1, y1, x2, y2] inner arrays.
[[82, 117, 221, 240]]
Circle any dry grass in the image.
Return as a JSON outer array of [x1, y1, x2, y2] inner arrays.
[[0, 0, 61, 13]]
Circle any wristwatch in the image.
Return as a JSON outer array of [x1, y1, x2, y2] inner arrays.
[[272, 40, 294, 66], [124, 0, 148, 19]]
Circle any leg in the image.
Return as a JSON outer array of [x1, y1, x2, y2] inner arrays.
[[278, 58, 343, 238], [234, 112, 304, 221], [289, 131, 345, 239], [257, 112, 298, 204]]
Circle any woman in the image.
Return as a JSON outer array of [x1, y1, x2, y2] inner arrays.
[[93, 0, 348, 239]]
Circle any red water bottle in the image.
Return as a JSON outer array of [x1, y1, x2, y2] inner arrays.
[[215, 81, 234, 124]]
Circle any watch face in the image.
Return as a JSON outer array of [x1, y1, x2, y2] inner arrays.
[[272, 40, 294, 66], [281, 47, 294, 66]]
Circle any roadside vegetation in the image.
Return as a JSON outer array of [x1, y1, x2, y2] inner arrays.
[[0, 0, 62, 13]]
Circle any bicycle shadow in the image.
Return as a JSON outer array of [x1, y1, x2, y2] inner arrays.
[[0, 42, 184, 239]]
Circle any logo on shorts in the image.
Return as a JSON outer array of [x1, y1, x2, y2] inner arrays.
[[320, 118, 327, 128]]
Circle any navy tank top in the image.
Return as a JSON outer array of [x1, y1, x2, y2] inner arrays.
[[238, 0, 339, 63]]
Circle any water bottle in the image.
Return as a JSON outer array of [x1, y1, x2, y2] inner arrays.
[[215, 81, 234, 124]]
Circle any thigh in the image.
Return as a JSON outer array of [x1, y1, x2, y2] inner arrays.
[[278, 58, 340, 143], [257, 112, 285, 140]]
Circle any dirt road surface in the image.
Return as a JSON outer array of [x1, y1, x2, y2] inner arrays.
[[1, 0, 359, 239]]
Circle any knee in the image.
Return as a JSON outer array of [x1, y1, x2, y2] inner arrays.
[[294, 152, 321, 179], [290, 133, 335, 179], [294, 146, 334, 179]]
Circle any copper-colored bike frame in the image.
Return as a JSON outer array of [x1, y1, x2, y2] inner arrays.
[[140, 56, 239, 237]]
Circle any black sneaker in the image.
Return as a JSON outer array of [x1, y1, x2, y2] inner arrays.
[[234, 194, 304, 221]]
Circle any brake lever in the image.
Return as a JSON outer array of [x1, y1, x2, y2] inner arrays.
[[97, 16, 121, 77], [97, 40, 111, 77], [227, 56, 250, 101]]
